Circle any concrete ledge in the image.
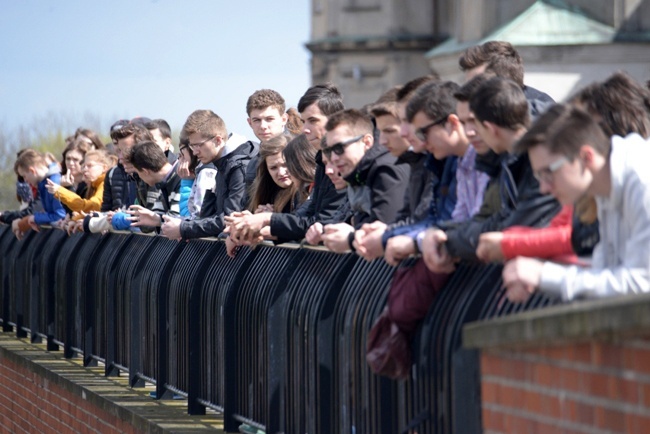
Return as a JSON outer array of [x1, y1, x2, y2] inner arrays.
[[0, 331, 223, 433], [463, 292, 650, 349]]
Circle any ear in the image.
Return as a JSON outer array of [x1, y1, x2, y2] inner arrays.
[[447, 114, 462, 131], [579, 144, 597, 166], [247, 118, 253, 128], [281, 112, 288, 125], [363, 133, 374, 151]]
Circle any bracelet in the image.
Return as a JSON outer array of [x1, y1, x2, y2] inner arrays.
[[347, 231, 356, 252], [412, 236, 420, 254]]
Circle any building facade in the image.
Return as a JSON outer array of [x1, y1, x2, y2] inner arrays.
[[306, 0, 650, 106]]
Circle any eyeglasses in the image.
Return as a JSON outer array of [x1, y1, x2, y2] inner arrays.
[[414, 115, 449, 142], [188, 136, 216, 150], [533, 156, 568, 183], [322, 135, 364, 158]]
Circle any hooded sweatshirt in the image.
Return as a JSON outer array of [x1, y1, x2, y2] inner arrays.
[[179, 133, 258, 239]]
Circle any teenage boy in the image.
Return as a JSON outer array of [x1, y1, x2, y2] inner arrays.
[[359, 81, 465, 264], [503, 104, 650, 302], [126, 141, 182, 229], [160, 109, 257, 240], [242, 89, 289, 199], [316, 109, 410, 253], [225, 83, 348, 243], [12, 150, 66, 240], [146, 118, 177, 163], [246, 89, 288, 143], [459, 40, 554, 117], [420, 76, 560, 273], [352, 77, 440, 259], [82, 121, 156, 234]]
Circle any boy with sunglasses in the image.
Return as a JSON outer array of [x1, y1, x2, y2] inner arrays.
[[362, 81, 465, 264], [315, 109, 410, 253], [420, 76, 560, 274]]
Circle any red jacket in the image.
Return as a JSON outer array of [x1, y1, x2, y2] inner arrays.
[[501, 205, 577, 262]]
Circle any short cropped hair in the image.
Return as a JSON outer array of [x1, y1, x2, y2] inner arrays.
[[370, 86, 401, 118], [470, 77, 530, 130], [324, 109, 374, 139], [297, 83, 344, 116], [515, 103, 610, 159], [182, 109, 228, 140], [406, 81, 460, 122], [246, 89, 286, 116], [459, 40, 522, 71], [146, 119, 172, 140], [570, 71, 650, 139], [110, 122, 154, 143], [15, 149, 47, 173], [396, 75, 439, 103], [128, 141, 168, 172], [454, 73, 494, 102], [484, 55, 524, 87]]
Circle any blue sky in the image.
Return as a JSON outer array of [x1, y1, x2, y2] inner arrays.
[[0, 0, 311, 141]]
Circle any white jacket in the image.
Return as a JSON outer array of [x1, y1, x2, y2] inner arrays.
[[540, 133, 650, 301]]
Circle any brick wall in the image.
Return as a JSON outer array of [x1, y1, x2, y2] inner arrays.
[[0, 356, 139, 434], [480, 338, 650, 434]]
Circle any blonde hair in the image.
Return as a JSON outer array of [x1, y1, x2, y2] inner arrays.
[[84, 149, 112, 169]]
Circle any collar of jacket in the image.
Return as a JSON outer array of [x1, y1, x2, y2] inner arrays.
[[475, 149, 501, 177], [91, 173, 106, 189], [343, 142, 388, 187], [396, 149, 424, 166], [213, 140, 257, 169]]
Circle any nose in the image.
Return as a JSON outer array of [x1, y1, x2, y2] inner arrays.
[[302, 122, 311, 135], [399, 122, 410, 139], [379, 132, 388, 146]]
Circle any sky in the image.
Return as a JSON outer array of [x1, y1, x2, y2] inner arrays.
[[0, 0, 311, 141]]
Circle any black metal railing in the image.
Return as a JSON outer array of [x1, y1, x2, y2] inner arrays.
[[0, 225, 560, 433]]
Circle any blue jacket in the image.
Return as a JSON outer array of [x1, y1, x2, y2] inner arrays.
[[381, 154, 457, 246], [33, 164, 66, 225]]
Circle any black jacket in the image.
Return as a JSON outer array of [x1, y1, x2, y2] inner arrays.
[[443, 151, 560, 260], [180, 140, 258, 239], [387, 150, 433, 228], [269, 150, 347, 242], [328, 143, 410, 228], [100, 164, 141, 212]]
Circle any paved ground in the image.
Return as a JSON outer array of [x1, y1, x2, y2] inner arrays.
[[0, 330, 225, 433]]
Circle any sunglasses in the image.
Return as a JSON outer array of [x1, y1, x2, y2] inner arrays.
[[414, 114, 449, 142], [322, 135, 364, 158]]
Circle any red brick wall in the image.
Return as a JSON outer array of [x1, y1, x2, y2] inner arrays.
[[480, 338, 650, 434], [0, 356, 139, 434]]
